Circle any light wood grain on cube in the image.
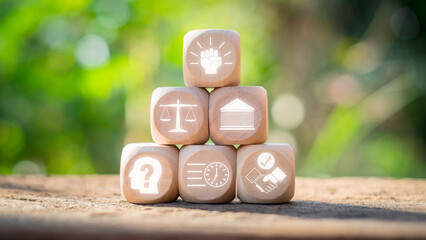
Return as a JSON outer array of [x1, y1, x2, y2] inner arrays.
[[183, 29, 240, 88], [120, 143, 179, 204], [209, 86, 268, 145], [151, 87, 209, 145], [237, 144, 295, 204], [179, 145, 236, 203]]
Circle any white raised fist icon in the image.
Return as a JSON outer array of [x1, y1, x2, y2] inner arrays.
[[200, 48, 222, 74]]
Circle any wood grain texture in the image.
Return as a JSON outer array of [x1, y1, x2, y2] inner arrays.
[[0, 176, 425, 239], [237, 144, 295, 204], [183, 29, 240, 88], [151, 87, 209, 145], [120, 143, 179, 204], [209, 86, 268, 145], [179, 145, 236, 203]]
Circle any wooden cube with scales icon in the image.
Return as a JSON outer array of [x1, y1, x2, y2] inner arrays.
[[150, 87, 209, 145]]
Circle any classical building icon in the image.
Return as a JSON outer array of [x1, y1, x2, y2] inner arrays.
[[220, 98, 255, 131]]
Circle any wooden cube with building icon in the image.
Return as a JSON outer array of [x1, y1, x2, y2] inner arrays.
[[209, 86, 268, 145]]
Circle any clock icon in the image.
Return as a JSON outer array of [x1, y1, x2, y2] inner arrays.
[[204, 162, 230, 188]]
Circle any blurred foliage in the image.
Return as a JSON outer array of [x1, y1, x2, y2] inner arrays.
[[0, 0, 425, 177]]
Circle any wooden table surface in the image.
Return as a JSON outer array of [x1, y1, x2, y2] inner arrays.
[[0, 175, 425, 239]]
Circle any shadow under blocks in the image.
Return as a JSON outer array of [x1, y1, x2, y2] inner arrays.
[[152, 199, 426, 222]]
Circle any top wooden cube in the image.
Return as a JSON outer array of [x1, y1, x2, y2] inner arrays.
[[183, 29, 241, 88]]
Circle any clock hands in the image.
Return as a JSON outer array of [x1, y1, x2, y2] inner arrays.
[[212, 167, 218, 182]]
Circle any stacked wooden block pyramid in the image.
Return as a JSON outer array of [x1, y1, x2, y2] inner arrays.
[[120, 30, 295, 204]]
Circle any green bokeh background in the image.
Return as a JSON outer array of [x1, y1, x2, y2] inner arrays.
[[0, 0, 425, 177]]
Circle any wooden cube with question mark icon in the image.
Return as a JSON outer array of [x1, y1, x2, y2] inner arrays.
[[120, 143, 179, 204], [183, 29, 241, 87], [237, 144, 295, 204]]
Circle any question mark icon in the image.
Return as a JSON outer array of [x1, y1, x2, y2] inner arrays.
[[129, 157, 163, 194], [142, 165, 154, 188]]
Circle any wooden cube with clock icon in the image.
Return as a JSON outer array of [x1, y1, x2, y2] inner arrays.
[[183, 29, 241, 88], [178, 144, 236, 203], [237, 144, 295, 204]]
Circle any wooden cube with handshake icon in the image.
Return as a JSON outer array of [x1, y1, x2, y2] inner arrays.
[[121, 29, 295, 204]]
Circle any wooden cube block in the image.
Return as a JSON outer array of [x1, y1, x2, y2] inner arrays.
[[209, 86, 268, 145], [151, 87, 209, 145], [120, 143, 179, 204], [179, 145, 236, 203], [183, 29, 240, 88], [237, 144, 295, 204]]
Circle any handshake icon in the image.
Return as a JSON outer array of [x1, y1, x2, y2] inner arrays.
[[245, 167, 287, 194]]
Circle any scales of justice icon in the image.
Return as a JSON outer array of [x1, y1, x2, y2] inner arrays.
[[159, 99, 198, 133]]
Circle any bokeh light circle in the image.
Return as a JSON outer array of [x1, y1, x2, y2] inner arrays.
[[271, 94, 305, 129], [13, 160, 46, 175], [75, 34, 110, 68], [390, 7, 419, 40]]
